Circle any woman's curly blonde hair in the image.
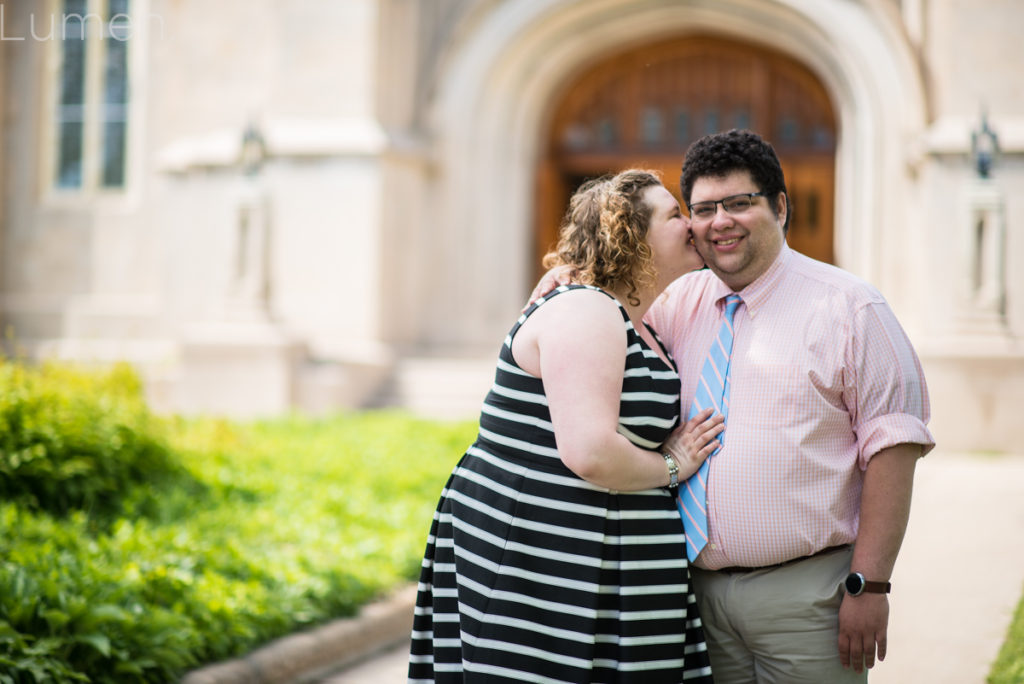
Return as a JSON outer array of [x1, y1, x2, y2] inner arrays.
[[542, 169, 662, 306]]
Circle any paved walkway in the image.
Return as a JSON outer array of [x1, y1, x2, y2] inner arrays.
[[324, 450, 1024, 683]]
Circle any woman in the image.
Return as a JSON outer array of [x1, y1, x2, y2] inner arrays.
[[408, 170, 721, 683]]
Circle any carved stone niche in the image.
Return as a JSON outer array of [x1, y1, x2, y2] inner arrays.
[[958, 178, 1008, 336]]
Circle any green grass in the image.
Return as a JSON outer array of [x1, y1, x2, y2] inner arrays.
[[989, 584, 1024, 683], [0, 358, 476, 682], [165, 411, 474, 605]]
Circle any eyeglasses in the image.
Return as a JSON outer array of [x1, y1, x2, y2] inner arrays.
[[687, 192, 766, 222]]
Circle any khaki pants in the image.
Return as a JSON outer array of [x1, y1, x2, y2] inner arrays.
[[690, 546, 868, 684]]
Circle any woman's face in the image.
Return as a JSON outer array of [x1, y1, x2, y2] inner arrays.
[[644, 184, 704, 283]]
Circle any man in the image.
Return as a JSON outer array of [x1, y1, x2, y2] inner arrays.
[[532, 129, 934, 682], [647, 129, 934, 682]]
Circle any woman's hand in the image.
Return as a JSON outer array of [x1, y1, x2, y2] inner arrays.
[[662, 408, 725, 479], [526, 265, 574, 309]]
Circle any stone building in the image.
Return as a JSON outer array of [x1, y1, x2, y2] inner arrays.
[[1, 0, 1021, 452]]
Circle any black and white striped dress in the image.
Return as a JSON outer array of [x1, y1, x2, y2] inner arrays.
[[409, 285, 713, 683]]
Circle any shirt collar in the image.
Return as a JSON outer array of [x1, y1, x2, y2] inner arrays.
[[712, 244, 791, 318]]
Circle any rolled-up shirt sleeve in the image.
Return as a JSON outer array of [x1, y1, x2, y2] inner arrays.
[[846, 300, 936, 468]]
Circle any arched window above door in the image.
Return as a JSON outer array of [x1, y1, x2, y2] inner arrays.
[[550, 36, 836, 159]]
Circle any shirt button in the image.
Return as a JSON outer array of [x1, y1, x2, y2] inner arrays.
[[710, 543, 718, 550]]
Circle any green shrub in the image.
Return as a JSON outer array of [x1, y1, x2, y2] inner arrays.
[[0, 507, 206, 681], [0, 359, 475, 681], [0, 360, 186, 519], [989, 583, 1024, 684]]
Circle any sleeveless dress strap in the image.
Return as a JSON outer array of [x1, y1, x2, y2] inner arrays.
[[506, 284, 621, 346]]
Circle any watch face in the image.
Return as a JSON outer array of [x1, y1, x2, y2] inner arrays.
[[845, 573, 864, 596]]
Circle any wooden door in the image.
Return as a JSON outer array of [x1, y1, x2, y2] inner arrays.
[[535, 36, 838, 277], [784, 158, 835, 263]]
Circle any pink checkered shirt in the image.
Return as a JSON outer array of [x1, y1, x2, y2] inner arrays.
[[648, 246, 935, 570]]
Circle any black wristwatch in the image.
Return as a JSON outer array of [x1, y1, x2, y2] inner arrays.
[[844, 572, 891, 596]]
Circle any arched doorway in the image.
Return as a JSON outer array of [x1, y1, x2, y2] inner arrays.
[[535, 36, 837, 277]]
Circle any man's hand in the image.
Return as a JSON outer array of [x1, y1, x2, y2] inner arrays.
[[526, 265, 574, 308], [838, 592, 889, 672]]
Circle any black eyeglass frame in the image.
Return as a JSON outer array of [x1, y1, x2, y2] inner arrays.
[[687, 192, 767, 221]]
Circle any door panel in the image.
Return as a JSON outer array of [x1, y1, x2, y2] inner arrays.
[[783, 158, 835, 263]]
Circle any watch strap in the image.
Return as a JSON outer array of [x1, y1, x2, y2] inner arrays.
[[862, 579, 892, 594]]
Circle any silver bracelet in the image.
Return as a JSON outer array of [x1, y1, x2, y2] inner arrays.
[[662, 452, 679, 492]]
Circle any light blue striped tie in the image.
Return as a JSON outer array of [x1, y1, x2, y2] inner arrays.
[[677, 294, 742, 561]]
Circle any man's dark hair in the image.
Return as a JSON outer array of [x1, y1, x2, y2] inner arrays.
[[680, 129, 791, 234]]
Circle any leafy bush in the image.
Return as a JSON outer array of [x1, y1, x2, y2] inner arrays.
[[0, 359, 476, 682], [0, 360, 187, 519]]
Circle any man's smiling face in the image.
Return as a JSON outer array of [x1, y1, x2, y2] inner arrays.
[[689, 169, 787, 291]]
